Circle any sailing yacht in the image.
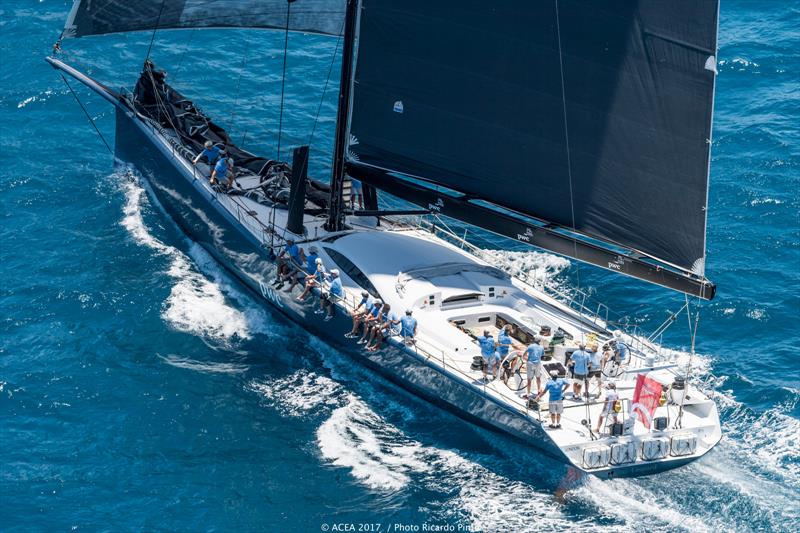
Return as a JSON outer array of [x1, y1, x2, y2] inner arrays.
[[49, 0, 722, 478]]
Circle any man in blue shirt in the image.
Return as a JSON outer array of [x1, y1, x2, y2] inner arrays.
[[304, 247, 319, 276], [274, 238, 303, 289], [367, 304, 400, 352], [192, 140, 221, 167], [211, 152, 234, 189], [320, 269, 343, 321], [588, 345, 603, 395], [536, 370, 569, 428], [568, 344, 592, 400], [477, 330, 496, 380], [345, 292, 374, 338], [524, 336, 545, 398], [613, 330, 629, 363], [400, 310, 418, 345], [496, 324, 513, 360], [356, 300, 383, 344]]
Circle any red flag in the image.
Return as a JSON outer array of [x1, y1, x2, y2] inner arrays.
[[632, 374, 663, 428]]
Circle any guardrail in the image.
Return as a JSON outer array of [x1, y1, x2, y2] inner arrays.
[[334, 287, 537, 417], [404, 217, 679, 362]]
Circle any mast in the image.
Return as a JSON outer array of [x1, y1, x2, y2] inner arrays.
[[326, 0, 359, 232]]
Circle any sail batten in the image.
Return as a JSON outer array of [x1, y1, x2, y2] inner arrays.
[[346, 0, 719, 275], [62, 0, 346, 39]]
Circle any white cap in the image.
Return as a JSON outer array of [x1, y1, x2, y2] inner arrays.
[[204, 140, 213, 148], [315, 258, 323, 264], [330, 269, 339, 276], [614, 330, 623, 339], [549, 370, 559, 377]]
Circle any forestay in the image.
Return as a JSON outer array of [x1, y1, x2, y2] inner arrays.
[[62, 0, 346, 38], [347, 0, 719, 274]]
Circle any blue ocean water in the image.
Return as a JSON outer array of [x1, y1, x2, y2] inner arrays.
[[1, 1, 798, 531]]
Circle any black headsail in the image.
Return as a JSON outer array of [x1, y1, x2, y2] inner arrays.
[[344, 0, 719, 300]]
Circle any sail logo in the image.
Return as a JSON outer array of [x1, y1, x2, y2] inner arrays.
[[393, 101, 404, 113], [517, 228, 534, 242], [259, 279, 284, 308], [428, 198, 444, 212], [608, 257, 624, 271]]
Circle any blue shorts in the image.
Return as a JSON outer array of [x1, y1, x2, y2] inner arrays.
[[351, 179, 363, 192]]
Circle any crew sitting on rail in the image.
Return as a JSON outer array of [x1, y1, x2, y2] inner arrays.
[[357, 300, 385, 345], [297, 257, 326, 302], [344, 293, 375, 338], [595, 382, 619, 434], [287, 246, 318, 292], [367, 304, 400, 352], [274, 238, 303, 290], [477, 330, 497, 381], [210, 151, 235, 190], [523, 336, 545, 399], [319, 269, 343, 321], [400, 309, 417, 345], [192, 140, 221, 167], [347, 299, 382, 340], [567, 343, 592, 400], [536, 369, 569, 429]]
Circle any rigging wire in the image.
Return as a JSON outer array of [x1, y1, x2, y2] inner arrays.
[[553, 0, 583, 302], [675, 293, 702, 428], [171, 28, 197, 84], [308, 20, 345, 150], [276, 0, 293, 161], [59, 73, 113, 155], [145, 0, 167, 61], [229, 31, 254, 136]]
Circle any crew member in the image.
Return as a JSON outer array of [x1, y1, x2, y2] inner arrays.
[[400, 310, 417, 345], [568, 343, 591, 400], [192, 140, 221, 167], [320, 269, 343, 321], [588, 345, 603, 394], [523, 336, 545, 398], [614, 331, 629, 364], [536, 370, 569, 429], [367, 304, 400, 352], [297, 257, 326, 302], [595, 382, 620, 434], [211, 151, 234, 189], [350, 178, 363, 209], [345, 293, 375, 338], [274, 238, 302, 289], [478, 331, 497, 380], [496, 324, 514, 368]]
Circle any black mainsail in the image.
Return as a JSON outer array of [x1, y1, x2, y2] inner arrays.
[[345, 0, 719, 299], [61, 0, 346, 38], [56, 0, 719, 299]]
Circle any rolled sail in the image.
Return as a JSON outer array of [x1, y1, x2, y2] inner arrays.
[[347, 0, 719, 274], [62, 0, 346, 38]]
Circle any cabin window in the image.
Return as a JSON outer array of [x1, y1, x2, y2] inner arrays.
[[323, 247, 380, 298], [478, 316, 491, 323], [442, 293, 482, 305]]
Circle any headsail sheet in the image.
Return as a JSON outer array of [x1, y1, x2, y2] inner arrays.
[[63, 0, 345, 39], [347, 0, 719, 273]]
